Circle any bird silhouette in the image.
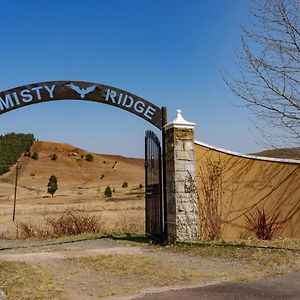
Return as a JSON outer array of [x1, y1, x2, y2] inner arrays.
[[67, 83, 96, 99]]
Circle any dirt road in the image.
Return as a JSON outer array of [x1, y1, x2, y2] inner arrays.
[[0, 236, 299, 299]]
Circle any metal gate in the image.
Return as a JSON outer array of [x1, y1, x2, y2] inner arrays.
[[145, 130, 163, 241]]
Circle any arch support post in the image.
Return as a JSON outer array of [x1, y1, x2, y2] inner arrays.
[[164, 110, 199, 243]]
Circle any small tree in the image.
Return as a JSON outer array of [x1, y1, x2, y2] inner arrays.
[[51, 153, 58, 161], [122, 181, 128, 188], [86, 153, 94, 162], [104, 186, 112, 197], [47, 175, 58, 197], [139, 184, 143, 189], [31, 152, 39, 160]]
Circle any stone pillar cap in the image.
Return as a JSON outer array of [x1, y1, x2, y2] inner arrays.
[[164, 109, 196, 130]]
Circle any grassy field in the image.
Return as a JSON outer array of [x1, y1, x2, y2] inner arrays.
[[0, 141, 145, 238]]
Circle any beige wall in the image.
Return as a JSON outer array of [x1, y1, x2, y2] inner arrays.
[[195, 142, 300, 239]]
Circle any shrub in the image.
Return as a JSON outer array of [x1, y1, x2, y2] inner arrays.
[[104, 186, 112, 197], [31, 152, 39, 160], [86, 153, 94, 162], [51, 153, 57, 161], [47, 175, 58, 197], [245, 206, 282, 240], [24, 151, 31, 157], [100, 174, 105, 179], [45, 209, 103, 237], [14, 209, 104, 238], [122, 181, 128, 188], [139, 184, 143, 189]]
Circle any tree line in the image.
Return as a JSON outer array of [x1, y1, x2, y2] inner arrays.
[[0, 132, 35, 175]]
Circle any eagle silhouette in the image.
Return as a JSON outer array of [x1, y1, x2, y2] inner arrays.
[[67, 83, 96, 99]]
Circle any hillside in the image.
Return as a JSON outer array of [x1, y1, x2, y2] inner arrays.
[[0, 140, 144, 201], [0, 140, 145, 235], [251, 147, 300, 160], [0, 133, 35, 175]]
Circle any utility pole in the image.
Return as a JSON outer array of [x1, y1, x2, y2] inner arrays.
[[12, 161, 21, 222]]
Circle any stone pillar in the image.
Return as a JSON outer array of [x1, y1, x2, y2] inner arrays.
[[164, 109, 199, 243]]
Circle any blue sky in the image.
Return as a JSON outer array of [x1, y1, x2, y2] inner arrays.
[[0, 0, 256, 157]]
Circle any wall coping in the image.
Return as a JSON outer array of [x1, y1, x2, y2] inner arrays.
[[195, 140, 300, 165]]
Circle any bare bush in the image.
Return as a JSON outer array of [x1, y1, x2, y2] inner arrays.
[[245, 206, 282, 240], [14, 209, 104, 239], [44, 209, 103, 237]]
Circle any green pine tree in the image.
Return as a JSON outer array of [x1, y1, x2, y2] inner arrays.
[[47, 175, 58, 197], [104, 186, 112, 197]]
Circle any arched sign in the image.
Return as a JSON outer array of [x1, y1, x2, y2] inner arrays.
[[0, 81, 164, 129]]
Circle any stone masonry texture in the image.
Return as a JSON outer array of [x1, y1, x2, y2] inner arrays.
[[165, 127, 199, 242]]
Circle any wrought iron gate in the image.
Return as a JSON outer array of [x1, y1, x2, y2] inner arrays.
[[145, 130, 163, 241]]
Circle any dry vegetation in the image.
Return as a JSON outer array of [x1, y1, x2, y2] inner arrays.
[[13, 209, 104, 239], [252, 147, 300, 160], [0, 237, 299, 299], [0, 141, 299, 299], [0, 141, 145, 238], [0, 260, 63, 299]]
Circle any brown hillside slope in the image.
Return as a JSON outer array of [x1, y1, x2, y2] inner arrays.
[[251, 147, 300, 160], [0, 141, 145, 234], [0, 141, 144, 200]]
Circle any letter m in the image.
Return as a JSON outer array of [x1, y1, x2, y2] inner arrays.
[[0, 94, 14, 111]]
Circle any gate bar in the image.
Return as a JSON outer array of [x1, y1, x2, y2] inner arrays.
[[161, 106, 168, 242]]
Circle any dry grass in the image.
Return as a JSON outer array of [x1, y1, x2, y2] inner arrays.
[[172, 242, 300, 277], [0, 236, 300, 299], [0, 209, 146, 239], [0, 260, 63, 300], [113, 211, 144, 234], [11, 209, 105, 239], [66, 254, 218, 297]]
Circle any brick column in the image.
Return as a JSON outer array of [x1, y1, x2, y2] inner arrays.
[[164, 110, 199, 243]]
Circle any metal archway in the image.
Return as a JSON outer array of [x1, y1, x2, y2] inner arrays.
[[0, 80, 164, 129]]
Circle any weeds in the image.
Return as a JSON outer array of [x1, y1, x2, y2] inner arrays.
[[14, 209, 104, 239], [245, 206, 282, 240]]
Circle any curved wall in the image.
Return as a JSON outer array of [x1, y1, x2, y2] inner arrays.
[[195, 141, 300, 239]]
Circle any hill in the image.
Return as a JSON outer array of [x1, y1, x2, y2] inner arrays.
[[251, 147, 300, 160], [0, 140, 144, 200], [0, 140, 145, 233], [0, 133, 35, 175]]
